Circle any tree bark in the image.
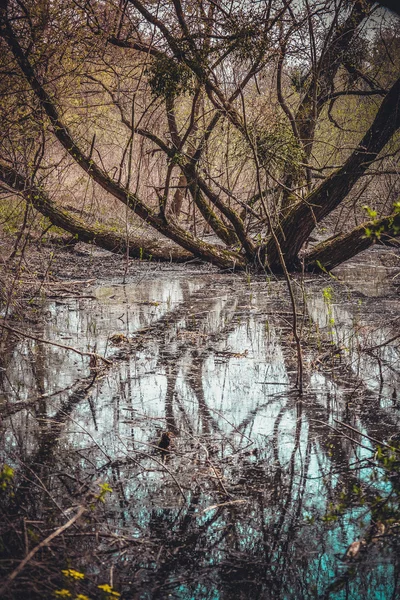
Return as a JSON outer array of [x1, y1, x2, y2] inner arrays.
[[1, 2, 399, 274], [303, 212, 400, 272], [0, 161, 193, 262], [265, 74, 400, 269], [296, 0, 371, 160], [0, 15, 245, 270]]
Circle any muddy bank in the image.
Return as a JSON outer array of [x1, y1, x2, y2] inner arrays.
[[3, 238, 399, 304]]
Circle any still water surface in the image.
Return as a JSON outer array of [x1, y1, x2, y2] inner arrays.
[[1, 255, 400, 599]]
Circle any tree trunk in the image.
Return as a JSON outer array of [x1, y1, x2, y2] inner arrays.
[[0, 17, 244, 270], [303, 211, 400, 272], [0, 161, 193, 262], [265, 74, 400, 270], [170, 172, 187, 217], [1, 3, 399, 275]]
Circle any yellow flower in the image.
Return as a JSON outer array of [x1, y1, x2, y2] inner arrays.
[[75, 595, 90, 600], [97, 584, 120, 597], [54, 590, 72, 598], [62, 569, 85, 580]]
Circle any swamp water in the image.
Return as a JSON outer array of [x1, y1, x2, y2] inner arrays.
[[1, 253, 400, 599]]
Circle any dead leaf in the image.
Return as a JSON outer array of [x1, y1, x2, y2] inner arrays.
[[345, 540, 365, 559]]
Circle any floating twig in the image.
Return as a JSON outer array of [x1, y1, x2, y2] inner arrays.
[[203, 499, 247, 513]]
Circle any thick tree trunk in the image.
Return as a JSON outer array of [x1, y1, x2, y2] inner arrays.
[[0, 162, 193, 262], [303, 212, 400, 272], [265, 74, 400, 270], [0, 17, 245, 270], [280, 0, 370, 212], [1, 3, 399, 275]]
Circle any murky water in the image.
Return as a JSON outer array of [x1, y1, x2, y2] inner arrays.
[[1, 255, 400, 599]]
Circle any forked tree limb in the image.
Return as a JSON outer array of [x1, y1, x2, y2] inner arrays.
[[295, 0, 371, 157], [266, 74, 400, 269], [0, 14, 245, 270]]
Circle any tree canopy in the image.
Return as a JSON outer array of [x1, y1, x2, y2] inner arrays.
[[0, 0, 399, 271]]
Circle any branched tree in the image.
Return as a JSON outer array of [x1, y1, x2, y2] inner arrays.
[[0, 0, 399, 272]]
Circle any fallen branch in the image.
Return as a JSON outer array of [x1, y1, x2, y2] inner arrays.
[[20, 279, 96, 287], [333, 419, 395, 451], [311, 419, 375, 452], [203, 499, 247, 513]]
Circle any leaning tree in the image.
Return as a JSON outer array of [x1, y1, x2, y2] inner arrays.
[[0, 0, 399, 272]]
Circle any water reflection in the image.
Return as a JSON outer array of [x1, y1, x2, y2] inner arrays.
[[1, 268, 399, 599]]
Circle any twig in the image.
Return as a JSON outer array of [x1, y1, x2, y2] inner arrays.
[[182, 430, 232, 498], [0, 322, 112, 365], [60, 411, 112, 461], [365, 333, 400, 353], [135, 450, 188, 504], [0, 506, 86, 595], [203, 499, 247, 512], [311, 419, 374, 453], [117, 435, 187, 503], [333, 419, 394, 451], [20, 279, 95, 287]]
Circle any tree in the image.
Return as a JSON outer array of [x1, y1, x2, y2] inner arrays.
[[0, 0, 399, 272]]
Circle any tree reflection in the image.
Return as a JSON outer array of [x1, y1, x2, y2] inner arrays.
[[1, 274, 399, 599]]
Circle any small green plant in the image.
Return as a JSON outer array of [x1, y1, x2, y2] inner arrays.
[[362, 205, 377, 219], [322, 286, 335, 337], [363, 202, 400, 240], [0, 464, 14, 492], [95, 482, 113, 503], [322, 286, 332, 303]]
